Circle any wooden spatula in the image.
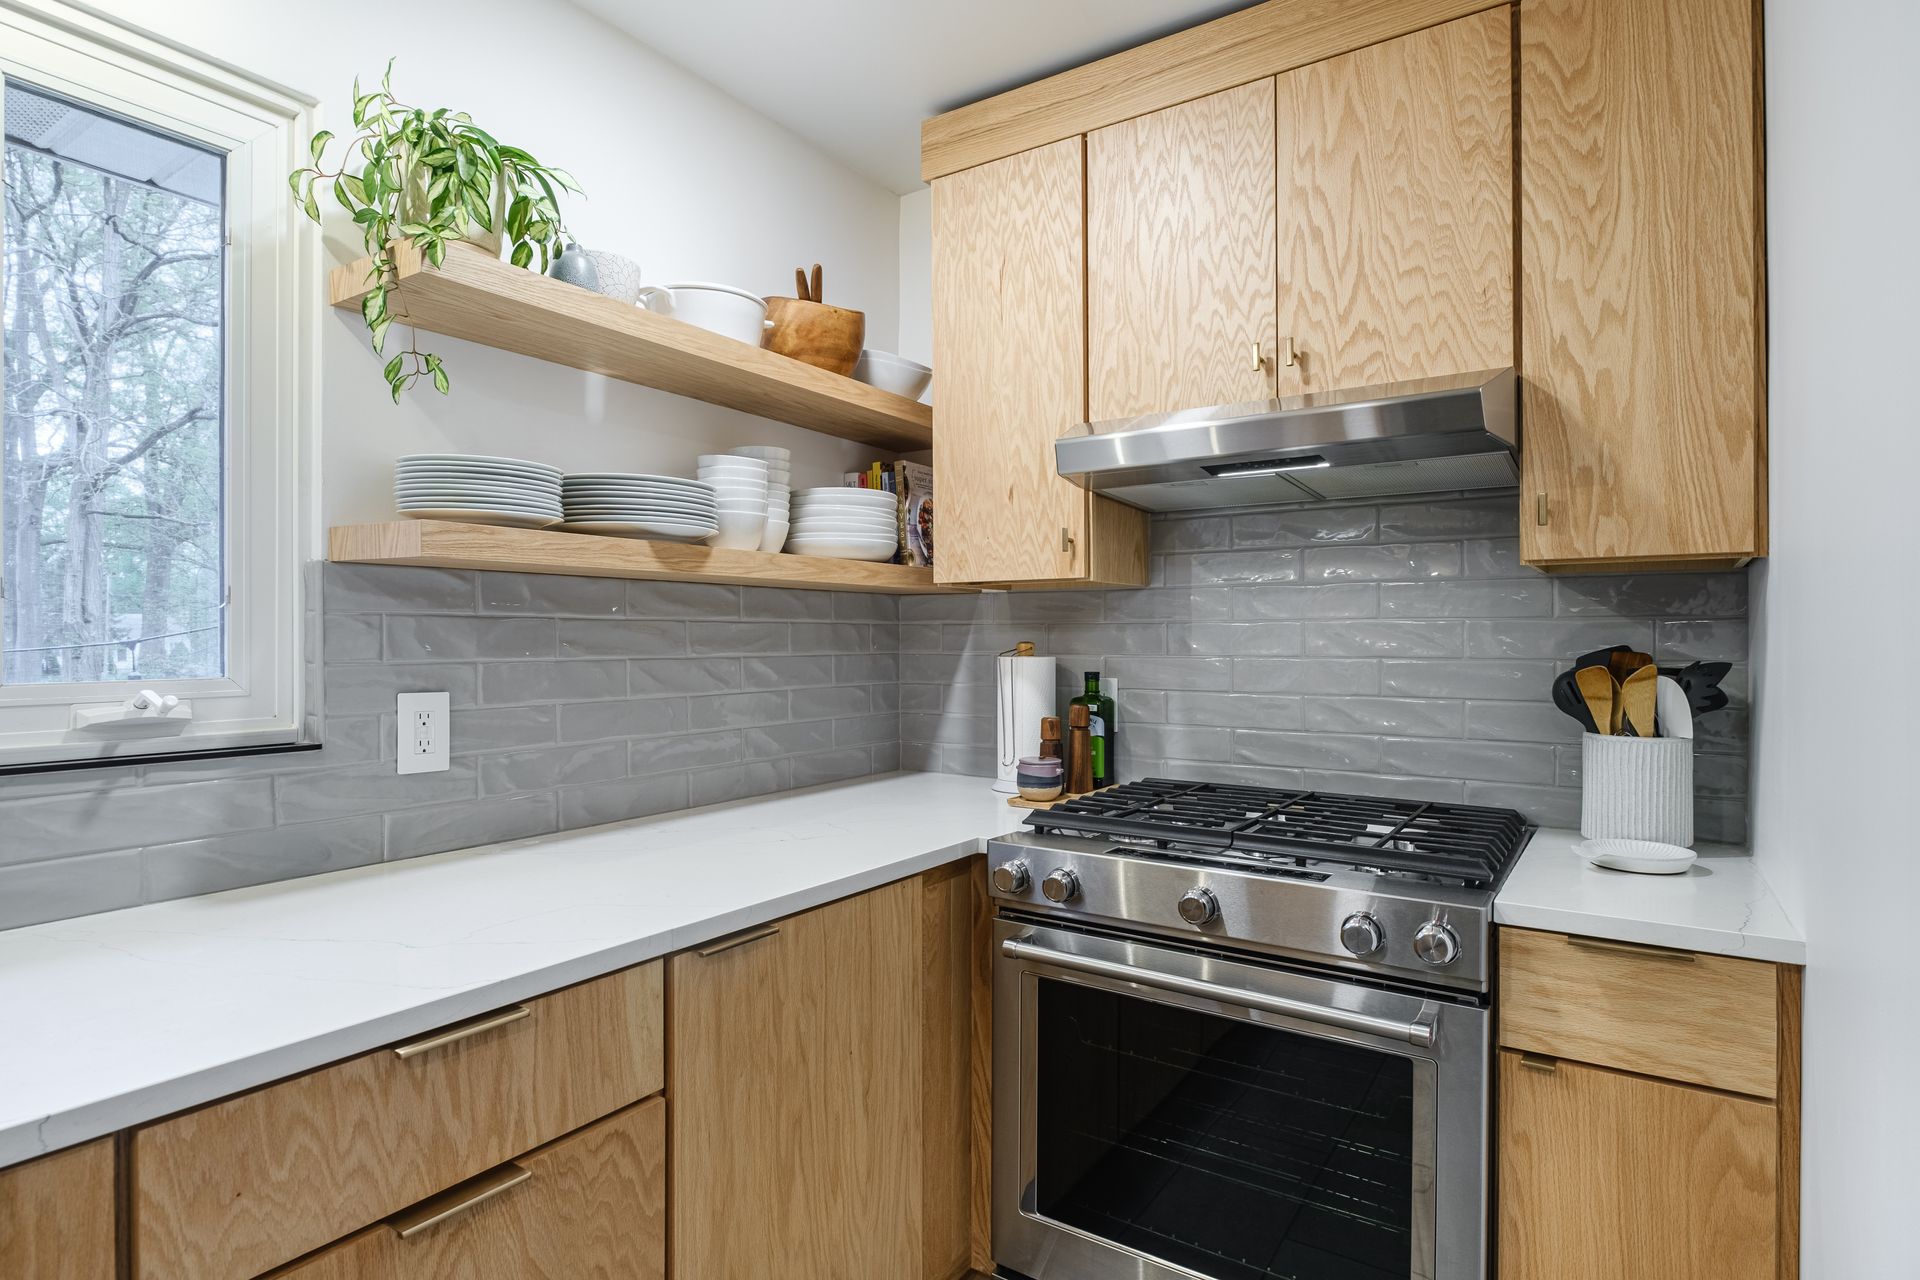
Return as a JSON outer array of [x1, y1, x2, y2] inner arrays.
[[1620, 665, 1658, 738], [795, 267, 810, 301], [1575, 666, 1617, 736], [1610, 649, 1654, 683]]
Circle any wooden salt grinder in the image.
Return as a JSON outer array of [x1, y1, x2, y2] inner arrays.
[[1066, 704, 1093, 795]]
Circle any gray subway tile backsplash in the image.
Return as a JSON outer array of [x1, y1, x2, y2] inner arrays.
[[0, 492, 1755, 933]]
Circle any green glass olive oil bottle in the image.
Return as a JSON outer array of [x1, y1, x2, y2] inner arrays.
[[1069, 671, 1116, 788]]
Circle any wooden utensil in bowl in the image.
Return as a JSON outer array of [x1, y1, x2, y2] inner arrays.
[[1575, 665, 1619, 736], [764, 264, 864, 374], [1620, 665, 1658, 738]]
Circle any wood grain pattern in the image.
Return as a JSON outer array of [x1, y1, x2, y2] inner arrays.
[[269, 1099, 665, 1279], [329, 520, 970, 594], [1273, 9, 1513, 393], [0, 1139, 115, 1279], [132, 963, 662, 1280], [967, 858, 994, 1274], [1088, 79, 1278, 418], [1776, 966, 1802, 1280], [329, 242, 930, 452], [671, 876, 966, 1278], [920, 0, 1502, 180], [919, 860, 975, 1280], [1497, 1051, 1777, 1280], [931, 140, 1090, 586], [1518, 0, 1765, 566], [1498, 928, 1777, 1097]]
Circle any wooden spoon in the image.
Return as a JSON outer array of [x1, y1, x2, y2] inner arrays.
[[1620, 665, 1658, 738], [1575, 666, 1618, 736], [1610, 649, 1653, 683], [810, 263, 823, 305], [795, 267, 810, 302]]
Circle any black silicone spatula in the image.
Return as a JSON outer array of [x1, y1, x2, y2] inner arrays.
[[1553, 668, 1599, 733]]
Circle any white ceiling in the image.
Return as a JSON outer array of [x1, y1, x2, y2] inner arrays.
[[570, 0, 1258, 194]]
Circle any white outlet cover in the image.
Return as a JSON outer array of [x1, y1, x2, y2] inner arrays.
[[396, 691, 451, 774]]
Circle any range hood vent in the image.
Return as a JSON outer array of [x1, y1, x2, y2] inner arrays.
[[1055, 368, 1518, 512]]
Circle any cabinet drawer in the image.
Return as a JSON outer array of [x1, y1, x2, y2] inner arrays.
[[270, 1098, 665, 1279], [0, 1139, 116, 1279], [133, 962, 662, 1279], [1498, 928, 1777, 1096]]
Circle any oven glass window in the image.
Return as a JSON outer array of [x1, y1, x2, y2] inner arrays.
[[1035, 977, 1416, 1280]]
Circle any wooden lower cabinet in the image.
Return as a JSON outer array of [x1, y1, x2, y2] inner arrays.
[[0, 1139, 115, 1279], [669, 866, 974, 1280], [271, 1098, 664, 1278], [1498, 1053, 1776, 1280]]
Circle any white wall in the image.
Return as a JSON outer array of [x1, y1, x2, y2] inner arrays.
[[1752, 0, 1920, 1271], [86, 0, 904, 527], [896, 186, 932, 367]]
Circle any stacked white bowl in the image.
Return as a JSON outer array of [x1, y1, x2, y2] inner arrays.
[[786, 487, 900, 561], [695, 454, 772, 550], [727, 446, 791, 551]]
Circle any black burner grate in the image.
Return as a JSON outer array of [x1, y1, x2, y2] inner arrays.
[[1027, 778, 1531, 885]]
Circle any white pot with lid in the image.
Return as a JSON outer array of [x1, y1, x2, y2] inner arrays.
[[637, 281, 770, 347]]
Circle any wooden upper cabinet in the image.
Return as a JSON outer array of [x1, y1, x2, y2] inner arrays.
[[1519, 0, 1766, 569], [1088, 79, 1277, 418], [932, 141, 1147, 588], [1274, 8, 1514, 395]]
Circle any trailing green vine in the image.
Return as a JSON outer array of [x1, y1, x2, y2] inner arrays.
[[288, 60, 583, 400]]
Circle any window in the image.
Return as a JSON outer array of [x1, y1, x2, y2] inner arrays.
[[0, 2, 315, 765]]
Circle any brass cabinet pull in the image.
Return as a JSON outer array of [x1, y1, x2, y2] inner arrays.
[[391, 1004, 531, 1059], [1282, 336, 1298, 368], [1566, 935, 1697, 963], [1519, 1053, 1558, 1074], [1250, 339, 1264, 371], [696, 923, 781, 957], [390, 1163, 533, 1238], [1060, 526, 1075, 555], [1535, 492, 1549, 526]]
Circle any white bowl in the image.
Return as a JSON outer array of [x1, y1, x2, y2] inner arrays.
[[793, 504, 896, 521], [698, 454, 768, 471], [729, 445, 790, 463], [785, 537, 898, 562], [852, 349, 933, 400], [712, 508, 769, 550], [638, 283, 769, 347], [758, 519, 790, 553], [794, 487, 897, 507]]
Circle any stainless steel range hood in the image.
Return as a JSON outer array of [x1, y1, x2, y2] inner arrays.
[[1054, 368, 1518, 511]]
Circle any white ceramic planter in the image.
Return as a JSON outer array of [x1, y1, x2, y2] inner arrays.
[[637, 282, 770, 346], [1579, 733, 1694, 847]]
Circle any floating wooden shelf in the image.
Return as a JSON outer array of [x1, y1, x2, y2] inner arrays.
[[328, 242, 933, 452], [328, 520, 968, 594]]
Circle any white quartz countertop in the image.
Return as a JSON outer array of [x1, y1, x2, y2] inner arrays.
[[2, 771, 1807, 1171], [0, 772, 1018, 1169], [1493, 829, 1804, 965]]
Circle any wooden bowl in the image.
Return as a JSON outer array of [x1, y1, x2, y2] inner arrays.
[[763, 297, 864, 376]]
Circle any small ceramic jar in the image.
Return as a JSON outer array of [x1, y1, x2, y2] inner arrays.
[[1016, 756, 1064, 802]]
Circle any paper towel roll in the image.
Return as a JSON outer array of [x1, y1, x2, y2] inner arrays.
[[994, 654, 1056, 793]]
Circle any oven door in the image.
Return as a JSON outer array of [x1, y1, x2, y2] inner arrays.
[[993, 917, 1487, 1280]]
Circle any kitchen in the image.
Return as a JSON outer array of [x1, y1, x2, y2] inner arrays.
[[0, 0, 1909, 1277]]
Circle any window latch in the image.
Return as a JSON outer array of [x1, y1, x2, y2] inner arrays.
[[70, 689, 194, 736]]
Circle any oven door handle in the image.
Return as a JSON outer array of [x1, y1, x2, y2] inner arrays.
[[1001, 936, 1439, 1049]]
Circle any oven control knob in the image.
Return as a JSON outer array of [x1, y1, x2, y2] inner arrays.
[[1041, 868, 1080, 903], [991, 861, 1031, 894], [1340, 912, 1385, 956], [1413, 921, 1461, 967], [1176, 888, 1219, 926]]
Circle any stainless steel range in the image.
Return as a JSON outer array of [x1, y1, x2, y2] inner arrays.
[[989, 778, 1532, 1280]]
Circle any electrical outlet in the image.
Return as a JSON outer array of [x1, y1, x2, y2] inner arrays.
[[396, 692, 450, 774]]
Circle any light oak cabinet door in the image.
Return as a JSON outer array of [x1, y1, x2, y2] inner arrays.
[[1498, 1052, 1777, 1280], [669, 870, 972, 1280], [1088, 79, 1277, 418], [0, 1139, 115, 1279], [1519, 0, 1765, 569], [1274, 7, 1514, 395], [932, 140, 1146, 587]]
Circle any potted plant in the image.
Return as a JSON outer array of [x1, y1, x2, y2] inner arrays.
[[288, 61, 583, 400]]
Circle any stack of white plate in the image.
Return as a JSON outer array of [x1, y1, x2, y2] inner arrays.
[[394, 454, 562, 528], [560, 473, 718, 542], [728, 446, 790, 551], [786, 487, 900, 561], [696, 454, 771, 550]]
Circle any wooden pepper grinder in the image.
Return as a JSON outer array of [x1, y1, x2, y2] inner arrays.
[[1039, 715, 1062, 762], [1066, 704, 1094, 795]]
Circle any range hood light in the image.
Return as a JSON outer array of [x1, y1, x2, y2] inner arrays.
[[1203, 455, 1332, 479]]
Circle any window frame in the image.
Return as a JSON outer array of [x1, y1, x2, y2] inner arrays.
[[0, 0, 317, 766]]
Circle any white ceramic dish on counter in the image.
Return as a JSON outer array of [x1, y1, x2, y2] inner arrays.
[[1576, 838, 1698, 875], [852, 349, 933, 400], [637, 282, 770, 347]]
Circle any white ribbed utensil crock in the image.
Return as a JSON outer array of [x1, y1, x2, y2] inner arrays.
[[1579, 733, 1694, 847]]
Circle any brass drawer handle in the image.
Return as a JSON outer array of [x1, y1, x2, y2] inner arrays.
[[1519, 1053, 1558, 1074], [696, 923, 781, 957], [390, 1163, 533, 1238], [391, 1004, 532, 1059], [1566, 935, 1697, 963]]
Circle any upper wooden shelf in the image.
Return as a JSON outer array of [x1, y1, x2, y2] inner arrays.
[[329, 519, 968, 595], [328, 242, 933, 452]]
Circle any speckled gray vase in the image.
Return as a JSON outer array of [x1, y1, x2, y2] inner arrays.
[[546, 243, 599, 290]]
